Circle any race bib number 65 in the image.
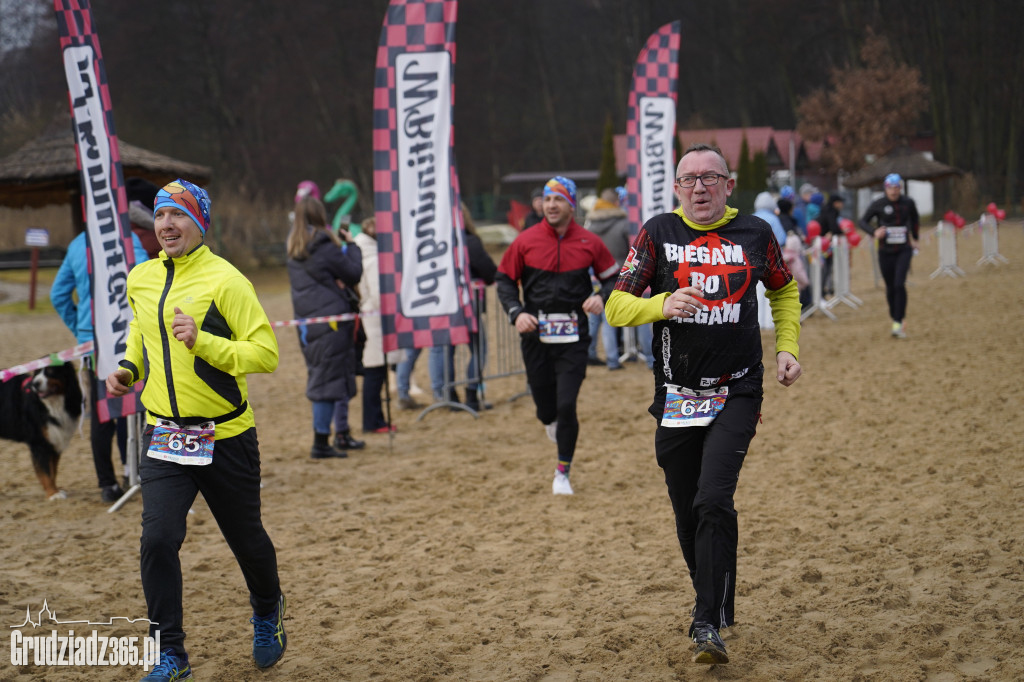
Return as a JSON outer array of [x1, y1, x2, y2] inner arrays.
[[147, 418, 216, 465]]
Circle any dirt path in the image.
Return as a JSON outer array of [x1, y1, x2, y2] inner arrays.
[[2, 223, 1022, 680]]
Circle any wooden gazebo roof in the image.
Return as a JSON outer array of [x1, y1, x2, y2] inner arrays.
[[843, 146, 962, 189], [0, 123, 212, 209]]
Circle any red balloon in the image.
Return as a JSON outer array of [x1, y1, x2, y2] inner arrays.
[[953, 215, 966, 229], [839, 218, 855, 234], [987, 202, 998, 215], [996, 209, 1006, 220], [821, 235, 831, 252], [943, 210, 957, 223], [847, 231, 862, 247], [806, 220, 821, 241]]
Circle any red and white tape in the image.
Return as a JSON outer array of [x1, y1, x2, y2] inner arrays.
[[1, 312, 379, 382]]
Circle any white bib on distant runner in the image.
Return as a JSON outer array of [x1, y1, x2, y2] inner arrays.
[[885, 226, 908, 245]]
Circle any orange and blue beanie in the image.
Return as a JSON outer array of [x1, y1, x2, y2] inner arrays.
[[154, 179, 211, 235], [544, 176, 577, 207]]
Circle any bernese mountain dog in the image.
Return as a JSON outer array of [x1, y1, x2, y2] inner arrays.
[[0, 361, 83, 500]]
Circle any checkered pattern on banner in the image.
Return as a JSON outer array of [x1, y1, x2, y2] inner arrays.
[[54, 0, 142, 420], [374, 0, 474, 353], [625, 21, 681, 236]]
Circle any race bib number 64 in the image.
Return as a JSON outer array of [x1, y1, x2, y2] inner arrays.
[[661, 385, 728, 427]]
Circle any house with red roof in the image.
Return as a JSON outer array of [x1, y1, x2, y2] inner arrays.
[[614, 127, 830, 190]]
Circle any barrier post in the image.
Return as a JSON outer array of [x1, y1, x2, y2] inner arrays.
[[800, 237, 836, 321], [930, 220, 966, 279], [976, 214, 1009, 267], [823, 236, 861, 311], [107, 411, 144, 513], [618, 326, 652, 366], [24, 227, 50, 311]]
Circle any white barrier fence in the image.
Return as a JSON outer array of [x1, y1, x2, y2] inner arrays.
[[930, 220, 966, 279], [799, 237, 836, 322], [977, 214, 1009, 267], [823, 236, 862, 312]]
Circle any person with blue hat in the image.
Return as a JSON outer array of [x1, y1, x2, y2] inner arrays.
[[106, 179, 288, 678], [858, 173, 920, 338], [496, 176, 619, 495]]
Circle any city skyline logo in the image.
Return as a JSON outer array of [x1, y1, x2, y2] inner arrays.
[[8, 599, 159, 671], [10, 599, 155, 629]]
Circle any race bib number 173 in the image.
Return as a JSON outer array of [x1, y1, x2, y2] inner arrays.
[[537, 311, 580, 344]]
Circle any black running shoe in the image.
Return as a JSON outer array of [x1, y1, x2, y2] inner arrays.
[[690, 621, 728, 664], [101, 484, 124, 503]]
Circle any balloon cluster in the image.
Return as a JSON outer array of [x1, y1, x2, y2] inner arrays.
[[986, 202, 1007, 221], [839, 218, 861, 247], [943, 210, 967, 229], [805, 220, 821, 242], [804, 220, 830, 254], [805, 218, 861, 248]]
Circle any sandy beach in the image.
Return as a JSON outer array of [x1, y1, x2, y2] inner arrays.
[[2, 222, 1023, 681]]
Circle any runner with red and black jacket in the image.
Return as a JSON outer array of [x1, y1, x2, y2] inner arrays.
[[496, 176, 618, 496]]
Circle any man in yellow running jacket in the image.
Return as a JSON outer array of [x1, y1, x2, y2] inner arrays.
[[106, 179, 285, 680]]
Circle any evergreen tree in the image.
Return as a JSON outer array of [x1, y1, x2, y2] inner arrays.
[[752, 151, 768, 191], [736, 135, 753, 191]]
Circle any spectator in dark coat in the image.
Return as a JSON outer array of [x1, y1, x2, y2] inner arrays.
[[286, 196, 364, 459], [522, 187, 545, 229], [819, 193, 845, 296], [126, 177, 162, 259]]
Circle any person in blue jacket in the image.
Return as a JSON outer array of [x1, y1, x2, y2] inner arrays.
[[51, 229, 148, 502]]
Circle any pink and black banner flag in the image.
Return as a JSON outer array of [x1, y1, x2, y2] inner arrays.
[[54, 0, 142, 420], [624, 21, 681, 236], [373, 0, 474, 353]]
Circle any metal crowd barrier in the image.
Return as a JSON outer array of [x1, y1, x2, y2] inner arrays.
[[417, 283, 528, 420]]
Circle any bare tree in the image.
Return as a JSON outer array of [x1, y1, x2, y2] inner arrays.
[[796, 31, 929, 173]]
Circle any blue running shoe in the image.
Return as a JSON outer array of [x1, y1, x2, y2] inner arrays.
[[251, 594, 287, 668], [141, 648, 192, 681]]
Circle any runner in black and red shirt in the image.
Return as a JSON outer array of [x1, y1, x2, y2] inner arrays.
[[496, 176, 618, 496], [606, 144, 802, 665], [859, 172, 920, 338]]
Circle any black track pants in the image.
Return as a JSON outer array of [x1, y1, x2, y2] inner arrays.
[[520, 335, 588, 463], [878, 247, 913, 323], [654, 378, 762, 629], [139, 426, 281, 655]]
